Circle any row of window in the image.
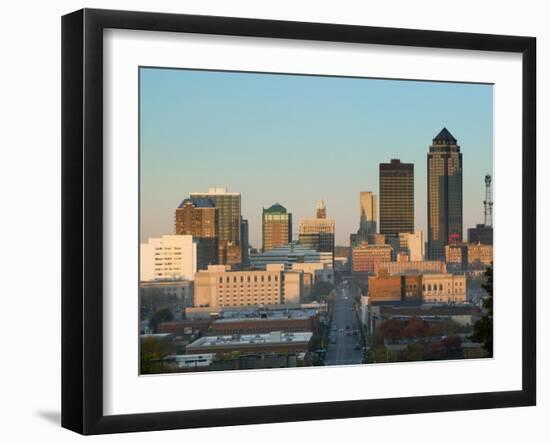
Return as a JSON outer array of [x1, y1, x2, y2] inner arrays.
[[218, 275, 278, 283]]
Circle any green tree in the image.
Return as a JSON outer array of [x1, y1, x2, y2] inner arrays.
[[149, 307, 174, 333], [405, 343, 424, 361], [140, 337, 172, 374], [307, 281, 335, 301], [471, 264, 493, 356]]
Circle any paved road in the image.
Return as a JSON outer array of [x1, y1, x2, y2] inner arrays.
[[324, 282, 364, 366]]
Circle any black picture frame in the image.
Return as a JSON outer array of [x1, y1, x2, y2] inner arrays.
[[61, 8, 536, 435]]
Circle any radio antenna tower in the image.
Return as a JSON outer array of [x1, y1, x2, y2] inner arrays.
[[483, 174, 493, 227]]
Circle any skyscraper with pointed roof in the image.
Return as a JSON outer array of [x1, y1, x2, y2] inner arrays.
[[427, 128, 463, 260]]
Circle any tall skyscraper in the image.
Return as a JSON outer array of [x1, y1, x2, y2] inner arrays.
[[427, 128, 463, 260], [359, 191, 377, 237], [190, 187, 242, 266], [299, 202, 335, 257], [379, 159, 414, 237], [174, 198, 219, 270], [262, 203, 292, 251], [175, 198, 217, 238]]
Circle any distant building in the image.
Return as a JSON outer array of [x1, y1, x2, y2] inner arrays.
[[427, 128, 463, 260], [367, 272, 466, 304], [468, 224, 493, 245], [352, 243, 393, 274], [422, 273, 467, 303], [190, 187, 242, 266], [292, 262, 334, 284], [298, 202, 335, 257], [175, 198, 217, 238], [374, 260, 447, 275], [445, 242, 492, 271], [139, 279, 194, 320], [333, 256, 349, 272], [250, 242, 333, 270], [240, 218, 250, 267], [140, 235, 197, 281], [367, 274, 402, 303], [262, 203, 292, 251], [388, 230, 424, 261], [379, 159, 414, 237], [467, 243, 493, 269], [174, 198, 218, 270], [445, 243, 469, 271], [194, 264, 303, 308], [359, 191, 377, 237]]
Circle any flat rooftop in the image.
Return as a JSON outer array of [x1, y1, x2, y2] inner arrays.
[[187, 332, 312, 348], [215, 308, 317, 322]]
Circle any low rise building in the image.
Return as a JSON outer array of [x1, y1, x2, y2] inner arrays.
[[186, 331, 313, 355], [422, 273, 467, 303], [375, 260, 447, 275], [209, 310, 319, 335], [352, 243, 393, 274], [367, 304, 479, 336], [139, 279, 194, 320], [367, 273, 466, 304], [445, 242, 493, 271], [194, 264, 303, 308]]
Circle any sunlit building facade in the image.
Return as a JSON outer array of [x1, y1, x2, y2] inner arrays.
[[262, 203, 292, 251], [427, 128, 463, 260]]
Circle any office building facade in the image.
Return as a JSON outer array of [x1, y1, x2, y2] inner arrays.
[[194, 264, 303, 308], [427, 128, 463, 260], [174, 198, 218, 270], [379, 159, 414, 238], [298, 202, 335, 256], [190, 187, 242, 265], [351, 243, 393, 274], [140, 235, 197, 281], [262, 203, 292, 251]]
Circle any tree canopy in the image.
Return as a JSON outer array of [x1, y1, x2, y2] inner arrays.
[[471, 264, 493, 356]]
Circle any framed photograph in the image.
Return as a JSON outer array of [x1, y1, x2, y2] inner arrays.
[[61, 8, 536, 435]]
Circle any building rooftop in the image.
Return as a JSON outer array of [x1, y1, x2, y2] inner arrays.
[[214, 308, 317, 323], [187, 331, 313, 348], [433, 127, 457, 144], [263, 203, 288, 214], [177, 197, 215, 209]]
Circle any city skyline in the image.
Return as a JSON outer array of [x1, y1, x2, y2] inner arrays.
[[140, 67, 493, 246]]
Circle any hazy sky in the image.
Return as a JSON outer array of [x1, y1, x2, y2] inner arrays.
[[140, 67, 493, 247]]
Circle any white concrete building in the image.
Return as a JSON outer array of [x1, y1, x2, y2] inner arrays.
[[422, 273, 467, 303], [140, 235, 197, 281]]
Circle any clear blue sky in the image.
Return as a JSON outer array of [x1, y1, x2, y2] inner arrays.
[[140, 67, 493, 247]]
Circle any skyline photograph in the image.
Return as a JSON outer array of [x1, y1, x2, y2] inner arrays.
[[139, 66, 494, 375]]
